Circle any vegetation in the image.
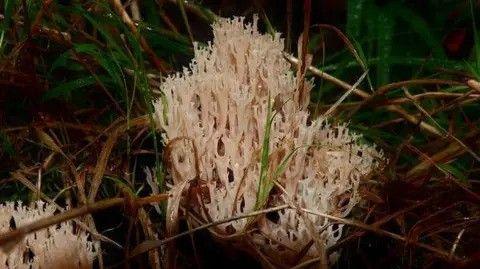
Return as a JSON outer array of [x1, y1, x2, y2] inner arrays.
[[0, 0, 480, 268]]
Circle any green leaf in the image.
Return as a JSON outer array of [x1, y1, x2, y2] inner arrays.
[[143, 0, 162, 26], [320, 56, 463, 73], [73, 43, 100, 55], [98, 55, 124, 89], [376, 10, 394, 86], [438, 163, 468, 183], [469, 0, 480, 77], [389, 3, 445, 59], [346, 0, 366, 40], [44, 76, 98, 100], [49, 51, 73, 74], [177, 0, 194, 44], [73, 43, 126, 97], [364, 2, 378, 58], [0, 0, 16, 53], [71, 5, 124, 54], [147, 33, 192, 56], [0, 131, 15, 157], [255, 95, 275, 210]]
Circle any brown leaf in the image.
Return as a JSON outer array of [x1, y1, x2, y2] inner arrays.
[[166, 180, 190, 268]]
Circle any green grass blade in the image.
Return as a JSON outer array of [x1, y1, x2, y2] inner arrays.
[[255, 95, 274, 210], [346, 0, 366, 40], [43, 76, 107, 100], [0, 0, 15, 53], [390, 3, 445, 59], [177, 0, 194, 44], [470, 0, 480, 76], [376, 10, 394, 86]]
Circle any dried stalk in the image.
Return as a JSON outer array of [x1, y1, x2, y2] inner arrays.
[[284, 53, 444, 137], [88, 116, 148, 202], [110, 0, 169, 72], [128, 202, 459, 264], [129, 204, 291, 258]]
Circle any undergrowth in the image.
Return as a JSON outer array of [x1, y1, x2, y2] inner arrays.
[[1, 0, 480, 268]]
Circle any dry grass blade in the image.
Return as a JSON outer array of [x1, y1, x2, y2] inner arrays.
[[327, 198, 434, 254], [388, 92, 480, 104], [110, 0, 169, 72], [316, 92, 480, 110], [403, 88, 480, 162], [284, 53, 444, 136], [377, 79, 463, 96], [138, 208, 162, 269], [88, 116, 148, 202], [34, 128, 64, 155], [177, 0, 194, 45], [321, 69, 368, 118], [449, 228, 465, 258], [130, 197, 458, 265], [299, 207, 458, 262], [311, 23, 370, 87], [295, 0, 311, 106], [166, 180, 190, 267], [283, 53, 370, 98], [286, 0, 292, 52], [344, 79, 464, 119], [406, 141, 465, 178], [467, 79, 480, 93], [88, 130, 120, 202], [405, 144, 480, 202], [129, 204, 290, 258]]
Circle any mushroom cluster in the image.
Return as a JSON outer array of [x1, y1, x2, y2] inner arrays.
[[154, 16, 383, 267], [0, 201, 97, 269]]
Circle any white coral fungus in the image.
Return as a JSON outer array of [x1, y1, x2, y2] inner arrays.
[[154, 16, 383, 266], [0, 201, 96, 269]]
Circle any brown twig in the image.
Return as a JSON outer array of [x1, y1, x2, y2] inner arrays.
[[128, 201, 460, 265], [286, 0, 292, 52], [110, 0, 169, 72], [406, 128, 480, 178], [0, 193, 169, 249], [164, 0, 216, 23], [403, 88, 480, 162], [296, 0, 311, 108], [88, 115, 149, 202], [328, 197, 434, 252], [376, 79, 462, 96], [129, 204, 291, 258], [405, 143, 480, 202], [315, 92, 480, 111], [30, 0, 53, 36], [299, 207, 458, 262], [176, 0, 194, 45], [284, 53, 443, 136]]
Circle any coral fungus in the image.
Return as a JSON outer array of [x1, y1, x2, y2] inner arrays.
[[154, 16, 383, 266], [0, 201, 96, 269]]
